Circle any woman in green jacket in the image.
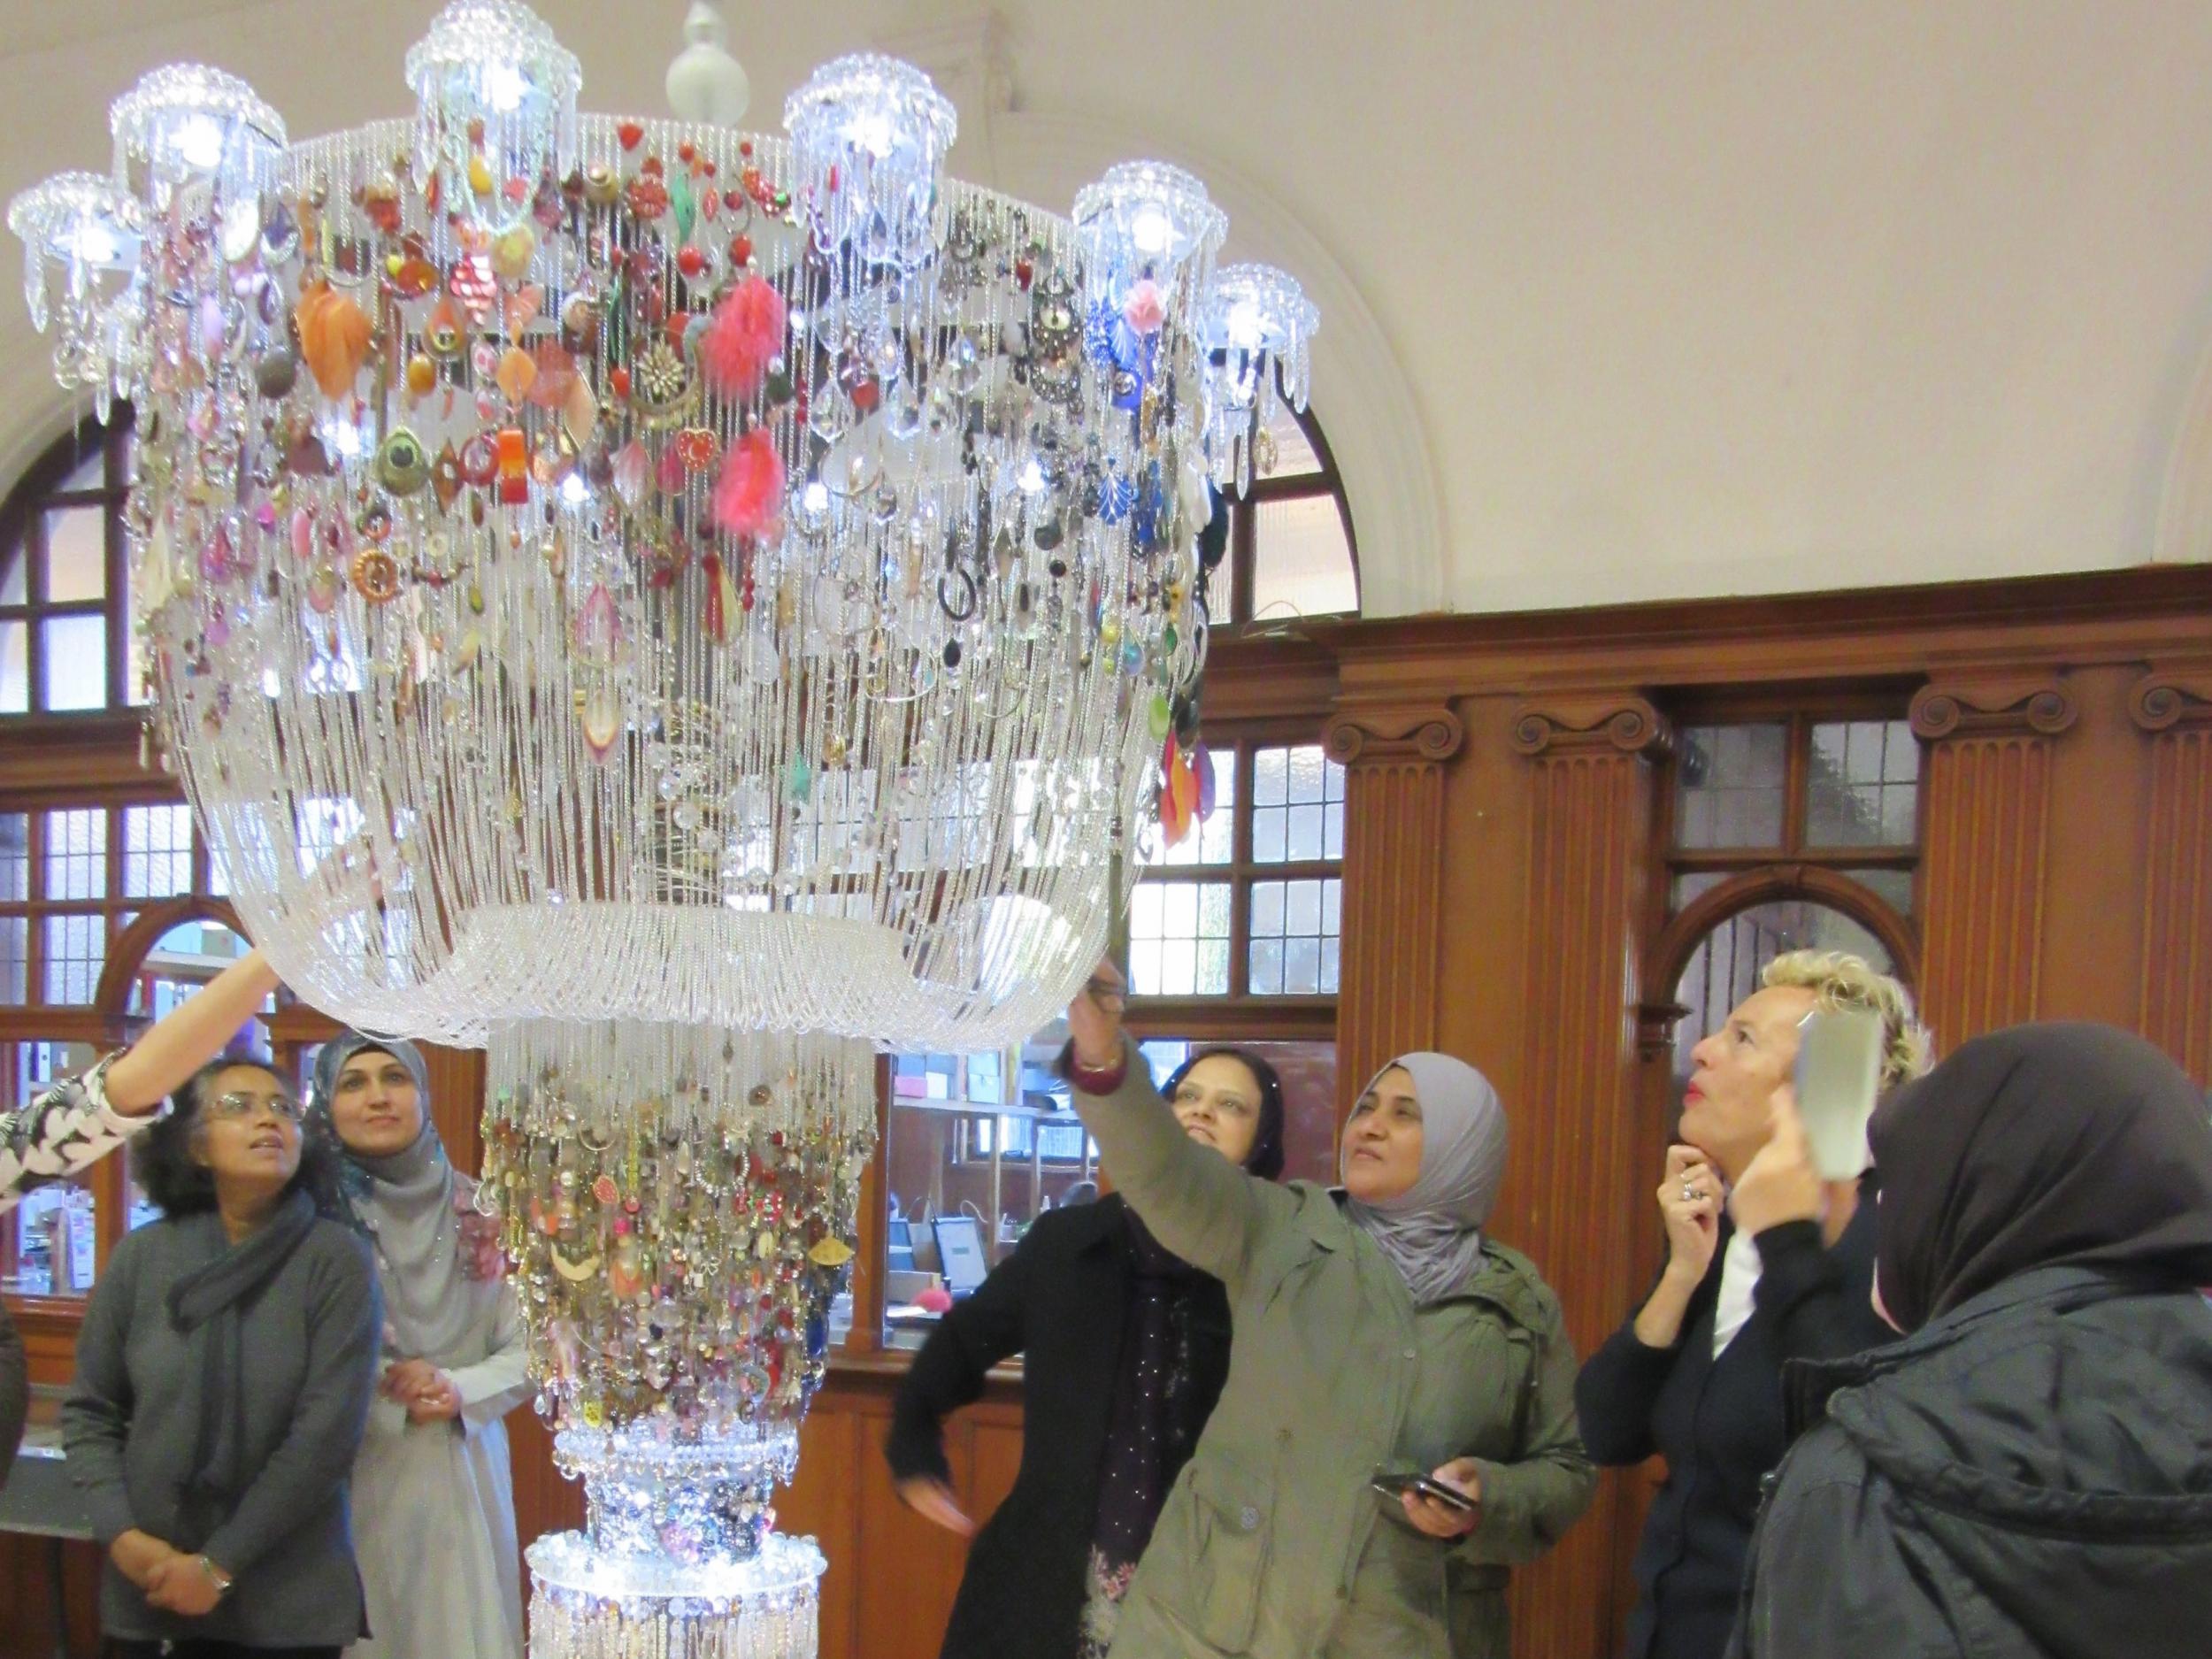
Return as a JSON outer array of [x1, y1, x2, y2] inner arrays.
[[1062, 964, 1595, 1659]]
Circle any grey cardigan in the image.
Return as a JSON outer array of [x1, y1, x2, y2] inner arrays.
[[65, 1210, 382, 1647]]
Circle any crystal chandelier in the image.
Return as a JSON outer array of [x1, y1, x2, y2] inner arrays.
[[4, 0, 1310, 1052], [11, 3, 1317, 1654]]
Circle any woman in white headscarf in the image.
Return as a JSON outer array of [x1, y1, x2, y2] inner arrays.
[[311, 1033, 528, 1659], [1056, 963, 1595, 1659]]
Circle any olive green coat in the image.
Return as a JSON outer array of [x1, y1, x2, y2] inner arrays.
[[1070, 1044, 1595, 1659]]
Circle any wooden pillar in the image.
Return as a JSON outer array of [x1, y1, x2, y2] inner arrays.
[[1909, 675, 2078, 1047], [1503, 694, 1671, 1659], [1324, 703, 1465, 1122], [2131, 664, 2212, 1083]]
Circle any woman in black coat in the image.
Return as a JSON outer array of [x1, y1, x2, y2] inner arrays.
[[886, 1048, 1286, 1659], [1728, 1023, 2212, 1659], [1576, 953, 1926, 1659]]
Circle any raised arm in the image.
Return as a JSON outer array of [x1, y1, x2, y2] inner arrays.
[[102, 948, 280, 1113], [1061, 962, 1295, 1293], [3, 947, 283, 1215]]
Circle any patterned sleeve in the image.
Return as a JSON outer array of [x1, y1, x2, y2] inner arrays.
[[0, 1054, 153, 1216]]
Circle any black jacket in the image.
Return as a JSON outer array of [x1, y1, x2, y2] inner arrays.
[[1729, 1266, 2212, 1659], [885, 1195, 1233, 1659], [1575, 1204, 1891, 1659]]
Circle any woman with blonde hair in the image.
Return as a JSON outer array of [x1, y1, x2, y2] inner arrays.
[[1576, 949, 1931, 1659]]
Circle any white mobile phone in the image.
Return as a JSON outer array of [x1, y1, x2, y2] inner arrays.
[[1793, 1008, 1885, 1180]]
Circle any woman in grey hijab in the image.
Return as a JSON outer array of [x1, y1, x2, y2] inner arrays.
[[311, 1033, 528, 1659], [1054, 964, 1596, 1659]]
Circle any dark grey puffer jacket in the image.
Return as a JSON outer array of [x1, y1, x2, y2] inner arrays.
[[1728, 1265, 2212, 1659]]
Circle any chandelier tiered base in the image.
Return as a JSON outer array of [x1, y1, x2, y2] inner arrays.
[[12, 4, 1318, 1656]]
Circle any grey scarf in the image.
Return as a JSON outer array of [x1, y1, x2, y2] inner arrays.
[[1340, 1053, 1509, 1305], [311, 1034, 488, 1363], [165, 1188, 319, 1544]]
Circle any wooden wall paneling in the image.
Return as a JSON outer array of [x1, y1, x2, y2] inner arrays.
[[848, 1389, 977, 1659], [1324, 703, 1465, 1121], [2132, 664, 2212, 1081], [1502, 695, 1671, 1659], [1909, 676, 2078, 1048], [777, 1402, 869, 1659], [2032, 666, 2154, 1031]]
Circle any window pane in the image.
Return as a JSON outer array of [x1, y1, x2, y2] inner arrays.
[[0, 916, 25, 1002], [123, 803, 193, 897], [44, 507, 105, 602], [1674, 724, 1787, 849], [1669, 900, 1893, 1082], [60, 445, 106, 493], [1248, 874, 1340, 996], [2, 551, 23, 605], [4, 1040, 104, 1296], [44, 808, 105, 899], [1808, 719, 1920, 849], [1251, 495, 1356, 621], [42, 912, 105, 1003], [1670, 871, 1729, 914], [0, 618, 26, 713], [1843, 867, 1916, 916], [1254, 746, 1344, 866], [1202, 536, 1235, 627], [0, 812, 27, 902], [42, 614, 107, 710], [1128, 879, 1231, 996]]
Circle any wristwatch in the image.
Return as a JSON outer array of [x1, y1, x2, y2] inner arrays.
[[196, 1555, 233, 1598]]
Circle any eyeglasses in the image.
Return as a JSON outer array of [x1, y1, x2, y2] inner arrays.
[[207, 1091, 303, 1124]]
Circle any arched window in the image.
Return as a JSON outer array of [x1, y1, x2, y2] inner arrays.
[[1643, 703, 1926, 1082], [0, 412, 138, 716], [1212, 403, 1357, 626]]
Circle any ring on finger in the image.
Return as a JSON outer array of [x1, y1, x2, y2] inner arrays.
[[1681, 1180, 1699, 1202]]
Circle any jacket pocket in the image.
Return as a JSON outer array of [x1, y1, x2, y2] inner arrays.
[[1187, 1453, 1274, 1652]]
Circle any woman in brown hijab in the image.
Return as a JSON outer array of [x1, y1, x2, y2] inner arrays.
[[1728, 1023, 2212, 1659]]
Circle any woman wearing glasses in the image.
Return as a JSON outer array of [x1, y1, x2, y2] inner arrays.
[[1, 946, 283, 1495], [64, 1057, 382, 1659], [311, 1032, 529, 1659]]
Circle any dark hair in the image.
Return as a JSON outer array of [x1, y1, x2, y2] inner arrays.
[[1162, 1048, 1287, 1181], [138, 1054, 342, 1218]]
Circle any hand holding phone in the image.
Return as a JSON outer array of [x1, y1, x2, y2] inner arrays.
[[1793, 1008, 1885, 1180]]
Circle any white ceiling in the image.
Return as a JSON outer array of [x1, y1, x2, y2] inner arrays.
[[3, 0, 2210, 616]]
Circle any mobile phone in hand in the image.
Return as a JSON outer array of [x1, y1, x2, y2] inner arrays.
[[1370, 1472, 1477, 1513], [1793, 1007, 1885, 1180]]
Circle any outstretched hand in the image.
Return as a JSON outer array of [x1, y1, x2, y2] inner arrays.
[[1068, 957, 1127, 1071]]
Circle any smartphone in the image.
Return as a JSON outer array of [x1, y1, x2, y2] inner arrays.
[[1370, 1472, 1478, 1513], [1793, 1008, 1885, 1180]]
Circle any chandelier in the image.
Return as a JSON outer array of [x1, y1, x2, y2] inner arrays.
[[10, 2, 1318, 1052], [12, 3, 1318, 1654]]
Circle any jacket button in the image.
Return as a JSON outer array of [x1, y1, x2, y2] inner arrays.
[[1240, 1506, 1260, 1532], [1402, 1348, 1417, 1361]]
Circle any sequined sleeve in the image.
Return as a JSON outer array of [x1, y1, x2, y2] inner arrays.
[[0, 1054, 150, 1216]]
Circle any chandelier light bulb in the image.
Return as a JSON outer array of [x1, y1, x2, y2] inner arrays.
[[482, 62, 528, 113], [664, 0, 750, 126], [173, 113, 225, 171], [1131, 206, 1172, 256]]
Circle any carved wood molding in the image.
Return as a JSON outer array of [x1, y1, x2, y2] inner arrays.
[[1322, 703, 1465, 765], [1509, 695, 1672, 757], [1909, 675, 2078, 740], [2128, 664, 2212, 733]]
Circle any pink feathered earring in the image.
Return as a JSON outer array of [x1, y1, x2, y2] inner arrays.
[[700, 276, 787, 401], [714, 426, 786, 539]]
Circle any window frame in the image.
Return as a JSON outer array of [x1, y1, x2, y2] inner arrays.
[[0, 411, 136, 718], [1215, 403, 1359, 631]]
